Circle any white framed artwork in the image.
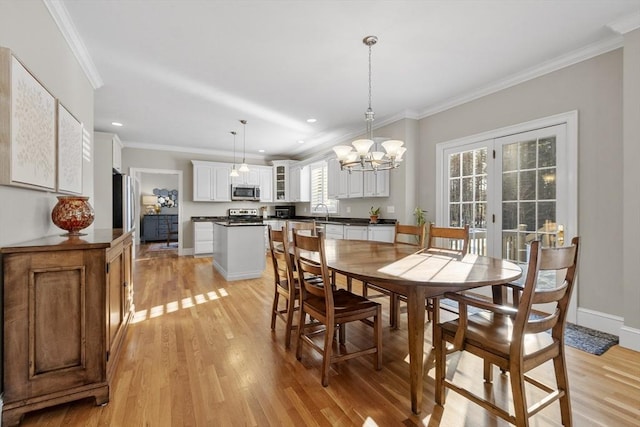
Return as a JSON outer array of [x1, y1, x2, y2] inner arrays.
[[9, 55, 56, 190], [57, 102, 83, 194]]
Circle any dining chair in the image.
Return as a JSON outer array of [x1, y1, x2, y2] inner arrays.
[[293, 230, 382, 386], [363, 222, 426, 327], [268, 225, 299, 349], [287, 220, 317, 239], [165, 215, 179, 247], [425, 223, 470, 324], [435, 237, 580, 427]]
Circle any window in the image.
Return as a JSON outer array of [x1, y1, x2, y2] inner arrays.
[[309, 161, 338, 214]]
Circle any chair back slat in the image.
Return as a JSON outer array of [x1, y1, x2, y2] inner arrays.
[[427, 224, 470, 255], [525, 309, 560, 334], [532, 282, 568, 305], [293, 231, 333, 303], [394, 223, 426, 247]]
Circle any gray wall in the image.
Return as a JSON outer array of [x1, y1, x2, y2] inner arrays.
[[0, 1, 94, 247], [417, 49, 630, 327]]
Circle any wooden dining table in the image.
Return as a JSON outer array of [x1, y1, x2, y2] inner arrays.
[[304, 238, 522, 414]]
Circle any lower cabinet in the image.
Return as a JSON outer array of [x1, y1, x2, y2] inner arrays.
[[142, 214, 178, 242], [1, 230, 134, 426], [368, 225, 395, 242], [193, 221, 214, 255]]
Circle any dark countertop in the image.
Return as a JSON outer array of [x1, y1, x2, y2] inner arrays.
[[191, 216, 229, 222], [212, 221, 265, 227], [268, 216, 397, 226]]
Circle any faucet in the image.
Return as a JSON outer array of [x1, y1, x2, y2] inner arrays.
[[313, 203, 329, 222]]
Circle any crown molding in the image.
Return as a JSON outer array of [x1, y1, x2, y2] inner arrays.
[[43, 0, 103, 89], [419, 34, 624, 118], [608, 11, 640, 34], [123, 140, 266, 161]]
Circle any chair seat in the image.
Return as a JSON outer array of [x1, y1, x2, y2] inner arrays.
[[305, 289, 380, 319], [440, 311, 556, 359]]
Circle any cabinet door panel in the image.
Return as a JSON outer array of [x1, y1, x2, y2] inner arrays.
[[194, 165, 213, 200]]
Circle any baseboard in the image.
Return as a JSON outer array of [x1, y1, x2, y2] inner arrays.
[[619, 326, 640, 352], [576, 307, 623, 336], [182, 248, 195, 256]]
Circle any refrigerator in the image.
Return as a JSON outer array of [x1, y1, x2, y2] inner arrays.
[[113, 171, 135, 232]]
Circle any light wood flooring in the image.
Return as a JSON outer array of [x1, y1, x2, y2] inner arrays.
[[18, 245, 640, 426]]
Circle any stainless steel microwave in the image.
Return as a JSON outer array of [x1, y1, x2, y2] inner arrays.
[[231, 184, 260, 201]]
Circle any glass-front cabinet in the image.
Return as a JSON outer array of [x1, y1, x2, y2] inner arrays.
[[272, 160, 290, 202]]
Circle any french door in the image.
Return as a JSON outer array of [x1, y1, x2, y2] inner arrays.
[[436, 112, 578, 318]]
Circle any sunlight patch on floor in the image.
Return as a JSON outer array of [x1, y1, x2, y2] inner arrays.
[[131, 289, 229, 323]]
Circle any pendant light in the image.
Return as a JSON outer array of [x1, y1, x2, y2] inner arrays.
[[239, 119, 249, 173], [229, 131, 239, 177], [332, 35, 406, 172]]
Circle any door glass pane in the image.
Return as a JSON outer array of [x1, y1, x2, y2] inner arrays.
[[447, 147, 488, 255], [501, 136, 558, 262]]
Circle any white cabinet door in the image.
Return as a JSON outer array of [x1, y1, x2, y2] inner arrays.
[[213, 166, 231, 201], [324, 224, 344, 240], [231, 169, 259, 186], [344, 225, 368, 240], [290, 166, 300, 202], [259, 167, 273, 202], [348, 173, 363, 198], [272, 161, 289, 202], [364, 169, 390, 197], [368, 225, 395, 243], [193, 222, 214, 255], [193, 163, 214, 201], [327, 158, 340, 200], [299, 165, 310, 202]]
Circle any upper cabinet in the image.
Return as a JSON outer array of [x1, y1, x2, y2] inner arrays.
[[258, 167, 273, 202], [327, 156, 388, 199], [290, 163, 310, 202], [192, 160, 231, 202], [112, 134, 123, 172], [272, 160, 290, 202], [231, 169, 259, 186]]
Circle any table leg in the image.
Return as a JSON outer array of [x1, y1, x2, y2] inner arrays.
[[406, 286, 426, 414]]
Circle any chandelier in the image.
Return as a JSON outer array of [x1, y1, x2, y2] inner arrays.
[[333, 35, 406, 173], [229, 130, 239, 177]]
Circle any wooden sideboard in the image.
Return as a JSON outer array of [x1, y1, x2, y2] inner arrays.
[[0, 229, 134, 426]]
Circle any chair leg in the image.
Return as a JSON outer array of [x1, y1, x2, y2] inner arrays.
[[270, 291, 279, 330], [434, 324, 446, 405], [509, 364, 529, 427], [284, 296, 296, 349], [339, 323, 346, 345], [363, 282, 368, 297], [374, 306, 382, 370], [393, 294, 401, 329], [483, 360, 494, 383], [322, 322, 335, 387], [553, 352, 573, 426], [296, 310, 306, 361]]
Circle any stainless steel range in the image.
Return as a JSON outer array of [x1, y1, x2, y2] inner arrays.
[[227, 208, 263, 225]]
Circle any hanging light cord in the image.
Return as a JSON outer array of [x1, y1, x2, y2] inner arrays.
[[240, 119, 247, 163], [231, 131, 237, 165]]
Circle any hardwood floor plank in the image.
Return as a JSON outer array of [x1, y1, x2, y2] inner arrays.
[[15, 247, 640, 426]]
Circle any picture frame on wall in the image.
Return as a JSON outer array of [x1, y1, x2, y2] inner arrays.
[[7, 54, 56, 190], [57, 102, 83, 194]]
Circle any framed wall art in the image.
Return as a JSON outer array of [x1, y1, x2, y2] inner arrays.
[[0, 47, 56, 191], [57, 102, 83, 194]]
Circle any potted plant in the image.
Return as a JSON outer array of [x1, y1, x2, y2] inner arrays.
[[369, 206, 381, 224]]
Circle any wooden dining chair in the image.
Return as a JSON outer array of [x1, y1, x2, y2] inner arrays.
[[425, 223, 470, 324], [268, 225, 299, 349], [165, 215, 179, 247], [293, 230, 382, 387], [363, 222, 426, 327], [287, 220, 317, 238], [435, 237, 580, 427]]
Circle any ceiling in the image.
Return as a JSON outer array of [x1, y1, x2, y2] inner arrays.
[[57, 0, 639, 160]]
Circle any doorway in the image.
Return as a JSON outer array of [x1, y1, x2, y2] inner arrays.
[[436, 111, 578, 321], [131, 167, 184, 256]]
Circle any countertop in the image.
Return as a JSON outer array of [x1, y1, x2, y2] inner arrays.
[[0, 229, 132, 253], [191, 215, 397, 226]]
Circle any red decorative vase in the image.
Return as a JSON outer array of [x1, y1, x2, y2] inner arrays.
[[51, 196, 95, 236]]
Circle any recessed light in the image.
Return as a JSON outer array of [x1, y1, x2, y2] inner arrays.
[[111, 122, 123, 127], [298, 140, 305, 144], [258, 149, 265, 153], [306, 118, 317, 123]]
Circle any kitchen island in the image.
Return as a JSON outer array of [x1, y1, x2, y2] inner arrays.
[[212, 222, 265, 281]]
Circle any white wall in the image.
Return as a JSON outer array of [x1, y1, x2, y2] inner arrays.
[[0, 1, 94, 246]]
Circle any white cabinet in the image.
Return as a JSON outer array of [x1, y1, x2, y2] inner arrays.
[[231, 169, 259, 186], [192, 160, 231, 202], [194, 221, 214, 255], [348, 172, 364, 198], [290, 164, 310, 202], [259, 167, 273, 202], [112, 134, 123, 173], [364, 169, 390, 197], [368, 225, 395, 243], [344, 225, 368, 240], [263, 219, 284, 251], [272, 160, 290, 202], [327, 157, 349, 199], [324, 223, 344, 240]]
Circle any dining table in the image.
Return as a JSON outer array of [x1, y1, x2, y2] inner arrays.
[[304, 238, 522, 414]]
